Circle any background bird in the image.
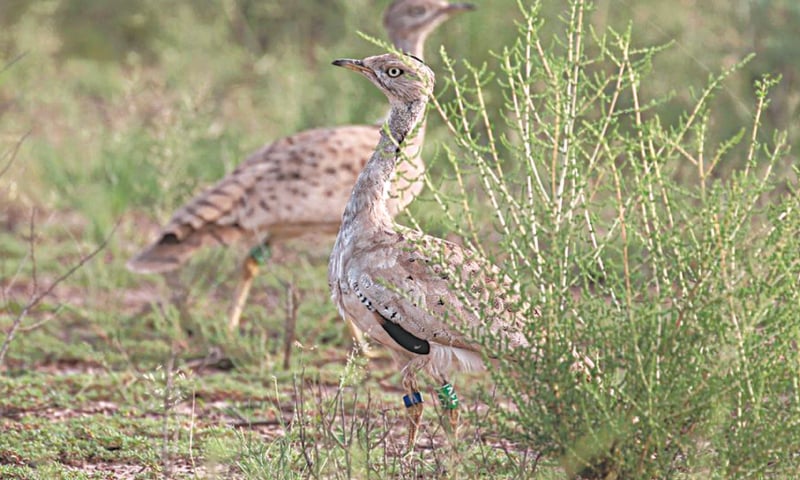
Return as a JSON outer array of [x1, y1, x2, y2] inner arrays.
[[126, 0, 476, 334], [328, 53, 532, 451]]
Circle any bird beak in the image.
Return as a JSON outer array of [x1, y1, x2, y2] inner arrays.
[[443, 2, 476, 14], [332, 59, 371, 74]]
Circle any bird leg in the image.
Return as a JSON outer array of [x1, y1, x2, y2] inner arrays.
[[402, 372, 423, 452], [437, 382, 460, 436], [228, 244, 270, 331], [404, 393, 424, 451]]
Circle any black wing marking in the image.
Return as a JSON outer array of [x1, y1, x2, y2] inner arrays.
[[374, 310, 430, 355], [352, 278, 430, 355]]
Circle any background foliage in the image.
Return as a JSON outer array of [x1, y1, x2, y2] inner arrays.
[[428, 2, 799, 477], [1, 0, 799, 478]]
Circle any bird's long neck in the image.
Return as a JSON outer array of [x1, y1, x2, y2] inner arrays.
[[391, 34, 426, 61], [384, 32, 429, 167], [385, 32, 427, 146], [341, 99, 428, 232]]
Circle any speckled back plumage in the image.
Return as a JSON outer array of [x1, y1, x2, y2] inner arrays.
[[127, 0, 472, 275], [128, 125, 404, 272]]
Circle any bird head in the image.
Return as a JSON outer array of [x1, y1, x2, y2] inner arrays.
[[383, 0, 476, 56], [332, 53, 435, 105]]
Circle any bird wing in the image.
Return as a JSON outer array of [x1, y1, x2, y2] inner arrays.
[[127, 125, 379, 273], [346, 230, 530, 354], [162, 125, 380, 237]]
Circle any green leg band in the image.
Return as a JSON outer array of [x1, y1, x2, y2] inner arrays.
[[248, 244, 271, 265], [437, 383, 459, 410]]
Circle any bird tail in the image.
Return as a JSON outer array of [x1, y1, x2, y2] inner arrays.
[[431, 345, 485, 374], [126, 226, 242, 274]]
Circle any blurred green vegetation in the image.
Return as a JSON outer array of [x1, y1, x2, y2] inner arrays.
[[1, 1, 799, 478], [0, 0, 798, 236], [428, 2, 799, 476]]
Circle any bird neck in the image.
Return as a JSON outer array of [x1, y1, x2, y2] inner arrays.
[[341, 99, 428, 231], [390, 32, 426, 59]]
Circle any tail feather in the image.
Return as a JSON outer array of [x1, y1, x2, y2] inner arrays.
[[430, 344, 485, 374]]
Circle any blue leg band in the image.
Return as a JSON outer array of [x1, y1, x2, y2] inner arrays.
[[403, 392, 423, 408]]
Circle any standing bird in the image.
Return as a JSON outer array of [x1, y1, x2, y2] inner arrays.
[[328, 53, 532, 450], [126, 0, 476, 332]]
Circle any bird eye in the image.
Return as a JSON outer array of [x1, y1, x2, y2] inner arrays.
[[409, 6, 426, 17], [386, 67, 404, 78]]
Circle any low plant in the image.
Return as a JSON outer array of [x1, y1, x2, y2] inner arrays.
[[425, 0, 800, 477]]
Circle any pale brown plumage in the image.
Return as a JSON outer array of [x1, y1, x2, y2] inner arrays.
[[328, 53, 532, 451], [126, 0, 475, 331]]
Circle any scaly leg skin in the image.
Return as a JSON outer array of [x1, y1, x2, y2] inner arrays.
[[227, 244, 270, 331], [437, 382, 460, 438], [448, 405, 460, 438], [405, 398, 424, 453], [402, 372, 423, 454]]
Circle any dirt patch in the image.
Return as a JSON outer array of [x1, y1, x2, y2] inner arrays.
[[61, 460, 237, 480]]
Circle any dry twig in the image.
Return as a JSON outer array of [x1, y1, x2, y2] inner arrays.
[[0, 220, 118, 366]]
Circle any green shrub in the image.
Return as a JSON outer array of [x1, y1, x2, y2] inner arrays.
[[429, 0, 800, 477]]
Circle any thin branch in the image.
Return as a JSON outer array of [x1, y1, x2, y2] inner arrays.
[[0, 130, 30, 179], [0, 222, 119, 367], [160, 347, 178, 480], [282, 280, 299, 371], [29, 209, 38, 297], [0, 51, 28, 77]]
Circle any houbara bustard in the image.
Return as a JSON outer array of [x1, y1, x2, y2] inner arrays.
[[126, 0, 475, 336], [328, 53, 534, 450]]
